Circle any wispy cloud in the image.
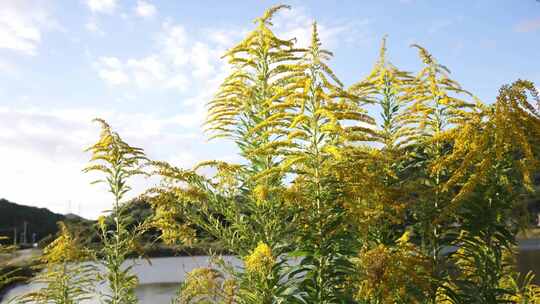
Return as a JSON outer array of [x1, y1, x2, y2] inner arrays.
[[0, 57, 19, 74], [135, 0, 157, 18], [93, 20, 238, 95], [95, 56, 129, 85], [86, 0, 117, 14], [89, 21, 243, 161], [272, 6, 371, 48], [0, 105, 234, 218], [514, 18, 540, 33], [85, 19, 105, 35], [0, 0, 59, 55]]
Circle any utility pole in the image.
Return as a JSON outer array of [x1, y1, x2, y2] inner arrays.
[[23, 221, 28, 244]]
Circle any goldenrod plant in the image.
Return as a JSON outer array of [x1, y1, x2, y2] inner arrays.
[[13, 222, 96, 304], [43, 5, 540, 304], [149, 5, 305, 303], [84, 119, 149, 304], [434, 80, 540, 303], [274, 23, 373, 303], [397, 45, 477, 303], [349, 36, 415, 151], [146, 5, 540, 304], [347, 37, 416, 245]]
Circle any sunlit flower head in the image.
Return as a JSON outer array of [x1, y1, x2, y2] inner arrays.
[[244, 242, 275, 275]]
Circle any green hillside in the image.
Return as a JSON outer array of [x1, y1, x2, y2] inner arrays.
[[0, 199, 67, 245]]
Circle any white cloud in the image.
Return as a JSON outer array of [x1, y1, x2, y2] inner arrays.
[[160, 23, 189, 66], [86, 0, 117, 14], [94, 6, 367, 93], [0, 106, 106, 218], [85, 20, 99, 32], [190, 42, 217, 78], [96, 56, 130, 85], [93, 21, 237, 93], [165, 74, 190, 91], [98, 69, 129, 85], [127, 55, 167, 87], [206, 29, 239, 47], [272, 6, 370, 48], [85, 19, 104, 35], [0, 105, 236, 219], [0, 0, 58, 55], [94, 54, 192, 90], [135, 0, 157, 18]]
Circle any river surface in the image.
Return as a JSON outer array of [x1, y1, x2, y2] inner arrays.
[[2, 256, 241, 304], [3, 242, 540, 304], [517, 239, 540, 284]]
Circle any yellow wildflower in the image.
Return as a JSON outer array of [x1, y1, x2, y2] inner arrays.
[[244, 242, 275, 275], [181, 268, 220, 301], [253, 184, 269, 204], [323, 145, 343, 160], [396, 230, 412, 245], [97, 215, 106, 231]]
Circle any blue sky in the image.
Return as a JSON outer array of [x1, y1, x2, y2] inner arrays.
[[0, 0, 539, 218]]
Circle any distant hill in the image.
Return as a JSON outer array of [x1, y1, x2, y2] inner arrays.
[[64, 213, 85, 221], [0, 198, 87, 245]]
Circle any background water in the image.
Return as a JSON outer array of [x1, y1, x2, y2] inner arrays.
[[3, 244, 540, 304], [518, 239, 540, 285], [2, 256, 241, 304]]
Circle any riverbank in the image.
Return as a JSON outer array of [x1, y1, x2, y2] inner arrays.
[[0, 249, 41, 302], [0, 241, 228, 300]]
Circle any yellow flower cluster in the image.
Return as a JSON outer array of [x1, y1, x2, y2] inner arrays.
[[153, 217, 196, 246], [355, 242, 431, 303], [42, 222, 84, 264], [244, 242, 275, 275], [253, 184, 269, 205], [180, 268, 221, 301], [97, 215, 107, 231]]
